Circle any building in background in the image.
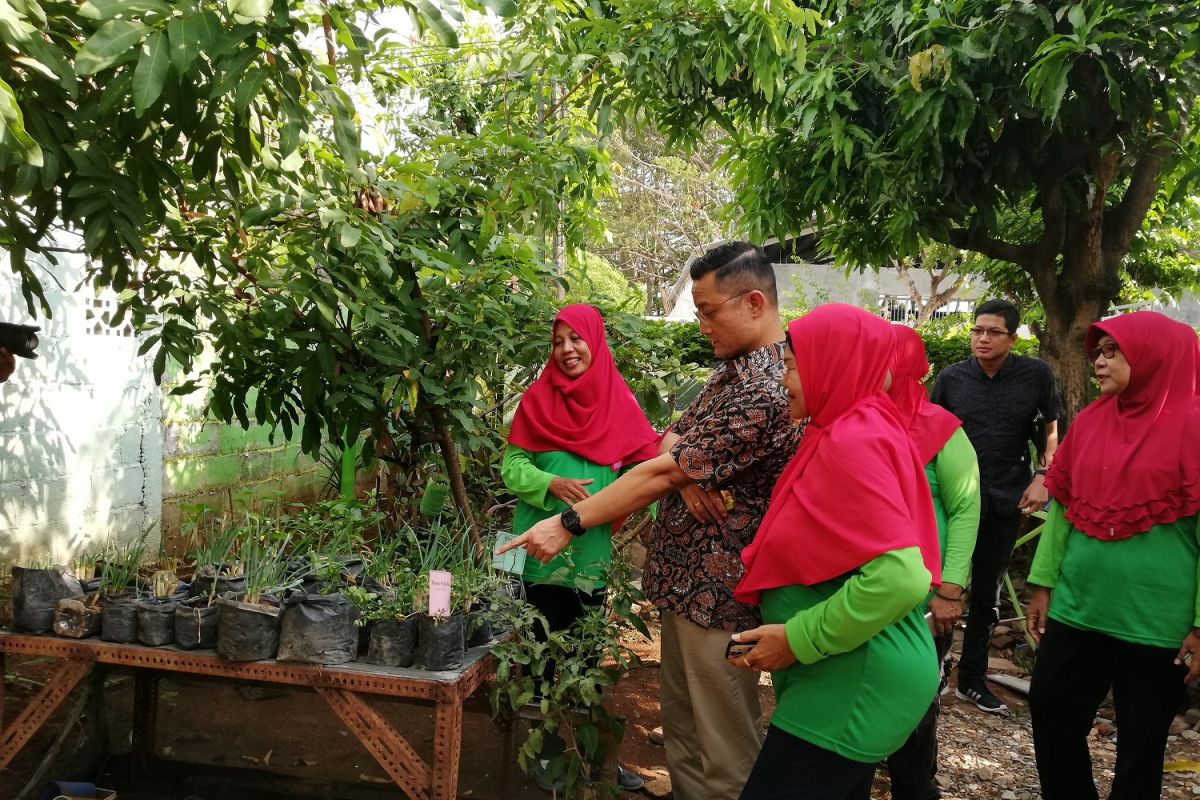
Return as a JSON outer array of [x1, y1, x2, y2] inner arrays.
[[661, 232, 983, 325]]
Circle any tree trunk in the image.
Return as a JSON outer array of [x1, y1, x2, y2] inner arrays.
[[432, 409, 485, 562], [1032, 237, 1113, 429], [1035, 296, 1106, 433]]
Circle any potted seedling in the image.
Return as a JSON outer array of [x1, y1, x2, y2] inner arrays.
[[216, 529, 295, 662], [362, 572, 420, 668], [186, 516, 245, 599], [136, 569, 183, 646], [175, 580, 220, 650], [98, 539, 148, 644], [277, 559, 360, 666], [11, 554, 82, 634]]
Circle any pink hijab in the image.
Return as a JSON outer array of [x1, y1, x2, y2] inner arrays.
[[737, 305, 941, 604], [508, 304, 660, 468], [888, 325, 962, 464], [1046, 311, 1200, 540]]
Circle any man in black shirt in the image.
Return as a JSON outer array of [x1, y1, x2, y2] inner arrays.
[[932, 299, 1063, 713]]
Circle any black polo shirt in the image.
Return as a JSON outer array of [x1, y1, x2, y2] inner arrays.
[[931, 354, 1063, 517]]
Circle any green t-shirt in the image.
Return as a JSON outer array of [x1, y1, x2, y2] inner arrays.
[[927, 427, 980, 592], [1028, 500, 1200, 648], [763, 547, 938, 763], [500, 444, 624, 587]]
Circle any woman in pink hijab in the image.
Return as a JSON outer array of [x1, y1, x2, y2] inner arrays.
[[1026, 311, 1200, 800], [730, 305, 942, 800], [502, 303, 658, 792]]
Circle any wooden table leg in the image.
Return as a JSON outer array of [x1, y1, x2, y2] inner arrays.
[[432, 698, 463, 800], [315, 686, 433, 800], [131, 670, 160, 777], [0, 659, 92, 771]]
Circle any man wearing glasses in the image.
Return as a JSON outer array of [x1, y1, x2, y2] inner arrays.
[[932, 298, 1063, 714], [502, 242, 802, 799]]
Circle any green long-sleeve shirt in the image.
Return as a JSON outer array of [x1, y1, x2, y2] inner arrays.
[[928, 427, 980, 589], [1029, 500, 1200, 648], [763, 546, 938, 762], [500, 444, 623, 587]]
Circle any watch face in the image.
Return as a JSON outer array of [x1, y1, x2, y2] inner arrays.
[[561, 509, 584, 535]]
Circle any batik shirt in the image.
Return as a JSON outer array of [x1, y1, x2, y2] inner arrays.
[[644, 341, 803, 631]]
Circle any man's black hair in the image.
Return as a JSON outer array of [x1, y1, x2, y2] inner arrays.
[[974, 299, 1019, 335], [689, 242, 778, 306]]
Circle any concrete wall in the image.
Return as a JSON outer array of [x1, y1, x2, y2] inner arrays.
[[1, 250, 329, 563], [159, 372, 325, 545], [0, 251, 163, 563]]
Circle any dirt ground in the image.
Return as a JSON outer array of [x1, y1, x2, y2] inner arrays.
[[3, 623, 1199, 799]]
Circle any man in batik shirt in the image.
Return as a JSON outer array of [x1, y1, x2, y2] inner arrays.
[[505, 242, 802, 800]]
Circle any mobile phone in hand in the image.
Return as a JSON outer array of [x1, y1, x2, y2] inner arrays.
[[725, 640, 755, 660]]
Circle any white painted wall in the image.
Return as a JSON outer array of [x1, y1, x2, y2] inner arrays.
[[0, 248, 162, 563]]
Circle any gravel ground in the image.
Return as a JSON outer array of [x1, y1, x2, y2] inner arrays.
[[906, 669, 1200, 800]]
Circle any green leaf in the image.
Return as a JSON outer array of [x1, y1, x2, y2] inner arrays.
[[79, 0, 170, 21], [227, 0, 270, 24], [412, 0, 458, 47], [1067, 4, 1086, 31], [475, 0, 517, 17], [0, 78, 42, 167], [339, 223, 361, 249], [167, 14, 204, 72], [76, 19, 150, 75], [133, 31, 169, 116]]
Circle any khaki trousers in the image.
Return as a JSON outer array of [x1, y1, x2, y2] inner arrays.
[[660, 610, 764, 800]]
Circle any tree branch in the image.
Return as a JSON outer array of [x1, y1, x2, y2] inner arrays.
[[1103, 136, 1177, 262], [943, 226, 1032, 267]]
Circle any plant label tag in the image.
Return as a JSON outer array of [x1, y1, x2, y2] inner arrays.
[[428, 570, 452, 617], [492, 531, 526, 575]]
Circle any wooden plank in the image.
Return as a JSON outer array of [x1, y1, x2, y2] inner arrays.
[[0, 659, 92, 771], [432, 699, 463, 800], [315, 686, 432, 800]]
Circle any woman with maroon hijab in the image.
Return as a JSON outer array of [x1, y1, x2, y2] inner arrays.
[[501, 303, 658, 792], [1025, 311, 1200, 800], [729, 305, 942, 800]]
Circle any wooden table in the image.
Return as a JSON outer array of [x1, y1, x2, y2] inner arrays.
[[0, 630, 501, 800]]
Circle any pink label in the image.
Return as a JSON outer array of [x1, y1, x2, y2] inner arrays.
[[428, 570, 452, 617]]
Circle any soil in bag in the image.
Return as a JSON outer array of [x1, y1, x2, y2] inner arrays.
[[364, 617, 418, 667], [137, 597, 179, 646], [100, 593, 140, 643], [12, 566, 83, 633], [276, 593, 359, 665], [53, 595, 101, 639], [217, 596, 281, 661], [175, 598, 219, 650], [415, 613, 465, 671]]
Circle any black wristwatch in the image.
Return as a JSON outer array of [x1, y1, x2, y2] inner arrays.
[[1034, 468, 1048, 476], [560, 508, 586, 537]]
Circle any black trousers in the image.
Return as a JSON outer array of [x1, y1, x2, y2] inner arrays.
[[739, 725, 875, 800], [1029, 618, 1187, 800], [958, 510, 1022, 685], [522, 582, 607, 759], [522, 581, 606, 686], [886, 634, 954, 800]]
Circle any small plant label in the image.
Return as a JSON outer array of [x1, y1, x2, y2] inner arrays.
[[428, 570, 452, 617]]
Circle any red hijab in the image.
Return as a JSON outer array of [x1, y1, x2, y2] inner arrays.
[[1045, 311, 1200, 540], [888, 325, 962, 464], [736, 305, 941, 605], [508, 304, 660, 468]]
